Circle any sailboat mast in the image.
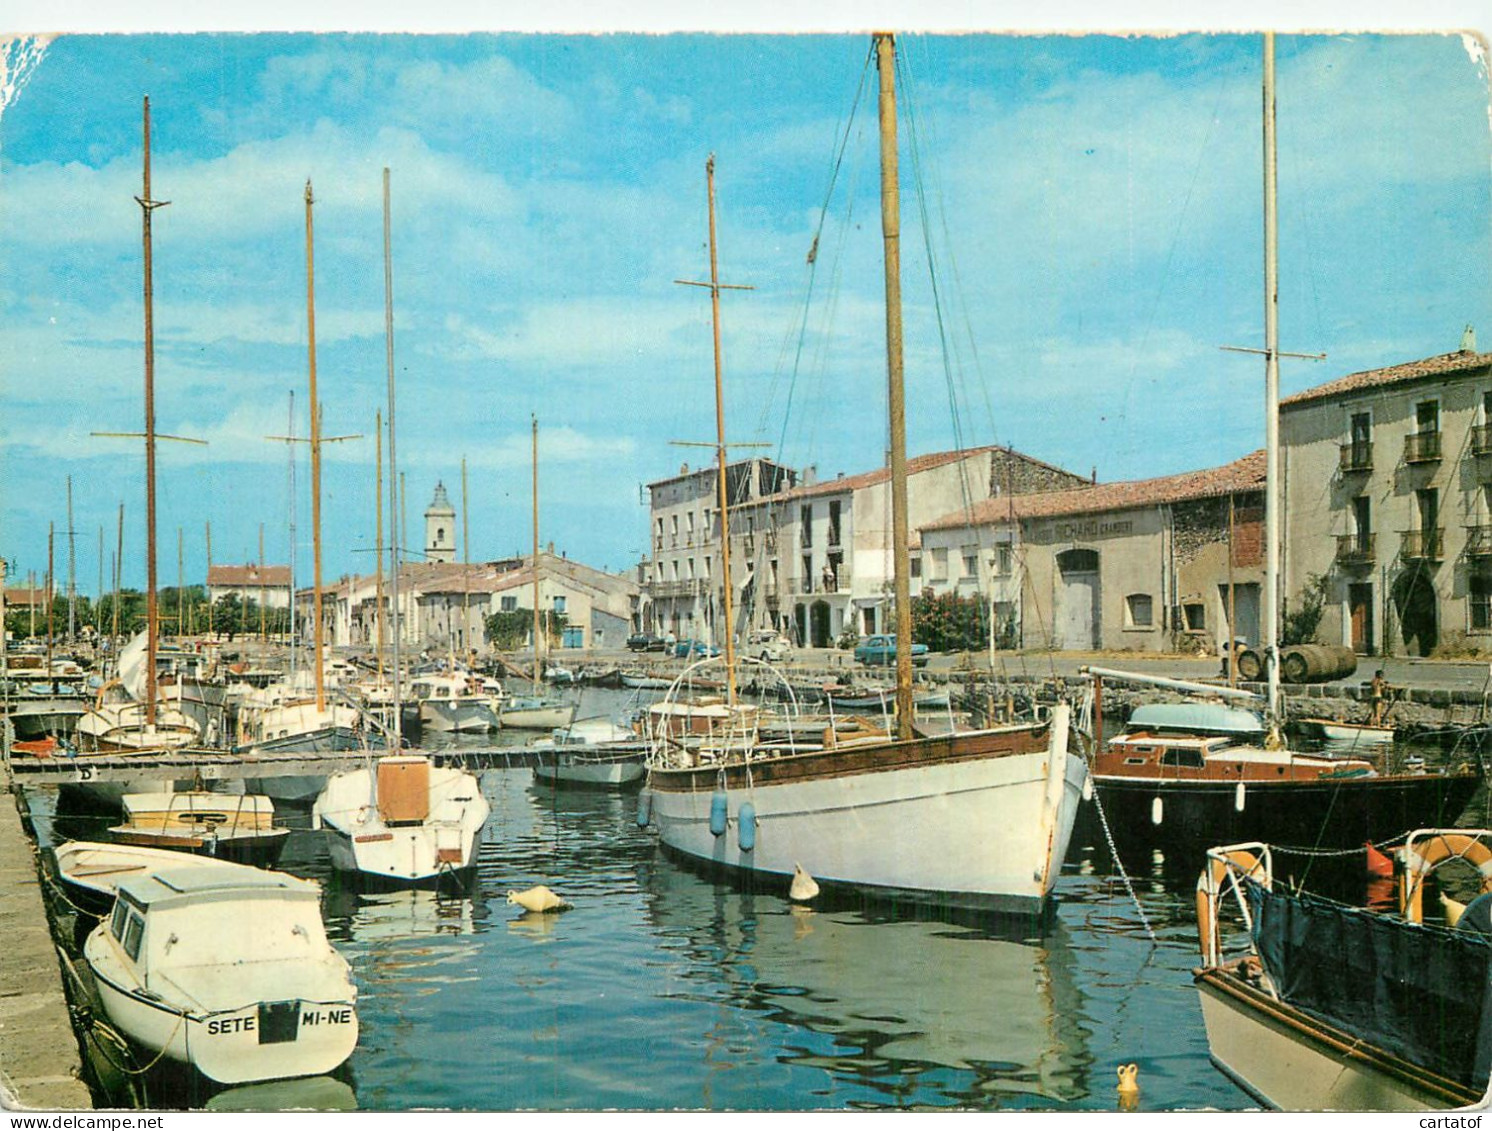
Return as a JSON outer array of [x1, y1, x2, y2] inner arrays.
[[462, 455, 470, 661], [66, 476, 76, 641], [875, 33, 914, 741], [375, 410, 385, 680], [705, 156, 739, 705], [383, 167, 403, 746], [205, 521, 213, 638], [532, 416, 541, 686], [1262, 32, 1282, 722], [305, 180, 326, 714], [139, 96, 163, 725]]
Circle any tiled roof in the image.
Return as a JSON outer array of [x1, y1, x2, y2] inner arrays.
[[2, 587, 48, 605], [1280, 349, 1492, 409], [207, 564, 291, 588], [921, 450, 1265, 531], [756, 446, 1002, 505]]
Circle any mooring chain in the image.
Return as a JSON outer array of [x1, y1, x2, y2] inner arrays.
[[1088, 784, 1157, 945]]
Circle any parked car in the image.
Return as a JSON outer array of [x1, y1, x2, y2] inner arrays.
[[853, 633, 929, 668], [627, 632, 666, 653], [746, 630, 793, 664], [674, 639, 721, 658]]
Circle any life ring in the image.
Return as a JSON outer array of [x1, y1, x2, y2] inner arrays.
[[1195, 847, 1266, 965], [1399, 831, 1492, 923]]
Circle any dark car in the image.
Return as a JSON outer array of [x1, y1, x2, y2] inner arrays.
[[627, 632, 666, 653], [853, 633, 930, 668]]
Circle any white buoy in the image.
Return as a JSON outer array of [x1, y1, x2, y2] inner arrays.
[[789, 863, 820, 903], [507, 885, 572, 913]]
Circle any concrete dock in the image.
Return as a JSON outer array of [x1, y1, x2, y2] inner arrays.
[[0, 791, 92, 1110]]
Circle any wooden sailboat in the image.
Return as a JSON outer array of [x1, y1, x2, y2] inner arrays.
[[1192, 36, 1489, 1111], [641, 37, 1086, 918]]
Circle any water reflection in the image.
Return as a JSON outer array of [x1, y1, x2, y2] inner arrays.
[[640, 858, 1092, 1108]]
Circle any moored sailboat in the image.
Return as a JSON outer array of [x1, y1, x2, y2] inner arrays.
[[642, 38, 1086, 918]]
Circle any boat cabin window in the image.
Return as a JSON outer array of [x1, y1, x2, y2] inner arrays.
[[112, 901, 147, 961], [110, 899, 130, 941], [1159, 748, 1205, 769], [1123, 757, 1146, 765]]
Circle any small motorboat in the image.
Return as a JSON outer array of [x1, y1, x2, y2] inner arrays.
[[533, 716, 645, 790], [499, 695, 577, 730], [1296, 716, 1396, 746], [108, 790, 291, 867], [84, 865, 358, 1085], [54, 840, 261, 919], [312, 755, 489, 889]]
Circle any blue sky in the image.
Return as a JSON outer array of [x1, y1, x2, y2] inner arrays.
[[2, 19, 1489, 596]]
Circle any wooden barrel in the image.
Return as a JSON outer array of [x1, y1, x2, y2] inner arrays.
[[1235, 648, 1263, 681], [1281, 643, 1358, 684]]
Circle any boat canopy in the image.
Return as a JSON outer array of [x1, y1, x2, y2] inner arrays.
[[115, 867, 318, 908], [1124, 702, 1265, 739], [1246, 878, 1492, 1089]]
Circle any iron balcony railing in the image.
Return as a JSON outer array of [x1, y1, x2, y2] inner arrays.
[[1467, 525, 1492, 557], [1404, 431, 1443, 464], [1474, 425, 1492, 457], [1338, 441, 1373, 473], [1399, 528, 1444, 561], [1334, 533, 1375, 564]]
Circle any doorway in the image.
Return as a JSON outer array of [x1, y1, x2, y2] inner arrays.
[[1055, 549, 1100, 649], [1348, 582, 1374, 654]]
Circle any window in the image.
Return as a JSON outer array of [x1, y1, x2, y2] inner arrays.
[[703, 556, 712, 580], [800, 506, 813, 547], [1474, 576, 1492, 632], [930, 547, 949, 582], [670, 560, 679, 581], [828, 501, 841, 546], [910, 555, 922, 579], [1417, 399, 1440, 434], [993, 543, 1014, 577], [122, 911, 145, 962], [686, 558, 695, 579], [961, 545, 979, 579], [553, 596, 566, 614], [801, 554, 813, 591], [1418, 487, 1439, 534], [1159, 748, 1205, 769], [501, 595, 517, 612], [1183, 603, 1205, 631], [1126, 593, 1154, 628], [1351, 411, 1371, 447]]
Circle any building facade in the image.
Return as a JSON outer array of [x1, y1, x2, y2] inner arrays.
[[919, 452, 1265, 654], [206, 564, 292, 610], [1281, 345, 1492, 657]]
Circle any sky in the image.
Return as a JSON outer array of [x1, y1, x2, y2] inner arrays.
[[1, 6, 1490, 599]]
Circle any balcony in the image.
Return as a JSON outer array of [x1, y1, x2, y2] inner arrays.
[[1400, 528, 1444, 562], [1334, 533, 1375, 566], [1468, 525, 1492, 557], [1475, 426, 1492, 457], [1404, 431, 1442, 464], [646, 579, 706, 599], [1337, 441, 1373, 473]]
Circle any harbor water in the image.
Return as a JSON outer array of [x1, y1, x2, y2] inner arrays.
[[32, 685, 1480, 1113]]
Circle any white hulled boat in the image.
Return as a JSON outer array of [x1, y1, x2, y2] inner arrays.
[[109, 790, 291, 867], [84, 865, 358, 1084], [641, 39, 1085, 918], [407, 671, 499, 733], [312, 755, 489, 888], [54, 839, 261, 919]]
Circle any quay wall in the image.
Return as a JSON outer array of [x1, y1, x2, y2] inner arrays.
[[0, 789, 92, 1110]]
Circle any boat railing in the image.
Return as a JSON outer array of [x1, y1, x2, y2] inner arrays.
[[1196, 841, 1274, 971]]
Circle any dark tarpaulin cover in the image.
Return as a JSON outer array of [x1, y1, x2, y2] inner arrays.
[[1246, 878, 1492, 1089]]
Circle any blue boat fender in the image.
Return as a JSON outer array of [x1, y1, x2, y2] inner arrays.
[[738, 802, 757, 852], [636, 790, 653, 829], [710, 790, 729, 837]]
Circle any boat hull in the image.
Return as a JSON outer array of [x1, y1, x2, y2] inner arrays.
[[320, 824, 481, 891], [645, 709, 1085, 916], [1195, 967, 1480, 1111], [107, 827, 291, 869], [417, 700, 498, 733], [534, 755, 645, 790], [501, 705, 576, 730], [87, 953, 358, 1085], [1085, 771, 1480, 859]]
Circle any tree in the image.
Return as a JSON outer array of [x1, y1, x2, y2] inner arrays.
[[1281, 572, 1331, 646], [484, 607, 567, 651], [910, 587, 987, 653]]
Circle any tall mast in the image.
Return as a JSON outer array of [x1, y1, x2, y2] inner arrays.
[[375, 410, 385, 680], [305, 180, 326, 714], [705, 157, 739, 704], [875, 33, 914, 741], [204, 521, 213, 638], [462, 455, 471, 660], [46, 524, 54, 675], [113, 504, 123, 643], [383, 167, 403, 746], [532, 416, 541, 685], [258, 522, 267, 641], [177, 526, 184, 636], [97, 525, 105, 637], [66, 476, 76, 641], [138, 96, 166, 725], [1262, 32, 1282, 726]]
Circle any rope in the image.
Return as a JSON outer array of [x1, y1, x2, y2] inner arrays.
[[1086, 783, 1157, 945]]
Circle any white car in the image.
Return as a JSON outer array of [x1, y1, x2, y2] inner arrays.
[[747, 630, 793, 663]]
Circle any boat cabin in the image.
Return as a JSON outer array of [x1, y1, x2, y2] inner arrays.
[[1098, 731, 1375, 782]]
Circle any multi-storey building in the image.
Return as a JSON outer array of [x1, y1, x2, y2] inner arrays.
[[1281, 343, 1492, 656]]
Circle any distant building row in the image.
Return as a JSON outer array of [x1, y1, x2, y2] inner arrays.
[[638, 338, 1492, 658]]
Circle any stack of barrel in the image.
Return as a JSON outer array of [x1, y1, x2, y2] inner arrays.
[[1233, 643, 1357, 684]]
